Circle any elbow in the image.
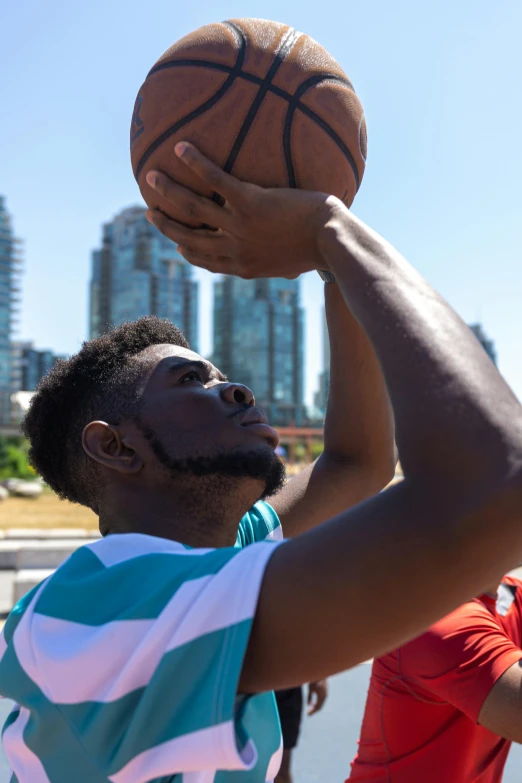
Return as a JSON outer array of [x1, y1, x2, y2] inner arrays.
[[323, 448, 397, 497], [370, 456, 398, 494], [362, 444, 398, 495]]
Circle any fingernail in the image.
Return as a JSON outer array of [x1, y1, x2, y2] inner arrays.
[[175, 142, 188, 158], [146, 171, 157, 188]]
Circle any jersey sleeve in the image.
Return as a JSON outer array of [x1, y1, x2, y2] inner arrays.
[[400, 601, 522, 722], [4, 534, 282, 780], [236, 501, 283, 547]]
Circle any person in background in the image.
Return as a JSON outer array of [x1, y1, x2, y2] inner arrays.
[[349, 575, 522, 783], [275, 681, 328, 783]]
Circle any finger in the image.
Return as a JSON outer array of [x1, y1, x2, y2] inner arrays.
[[146, 171, 234, 232], [147, 210, 230, 256], [175, 142, 242, 203], [179, 247, 239, 276], [180, 242, 260, 281]]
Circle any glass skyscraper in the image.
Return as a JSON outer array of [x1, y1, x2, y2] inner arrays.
[[213, 276, 306, 426], [314, 307, 330, 417], [89, 206, 198, 350], [10, 341, 66, 393], [469, 323, 497, 366], [0, 197, 22, 424]]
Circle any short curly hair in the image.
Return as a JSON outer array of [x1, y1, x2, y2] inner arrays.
[[22, 316, 189, 511]]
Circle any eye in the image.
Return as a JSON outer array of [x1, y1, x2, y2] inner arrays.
[[180, 369, 204, 384]]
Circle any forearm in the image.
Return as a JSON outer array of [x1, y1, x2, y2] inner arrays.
[[145, 146, 522, 689], [321, 209, 522, 484], [269, 285, 394, 536], [323, 281, 395, 479]]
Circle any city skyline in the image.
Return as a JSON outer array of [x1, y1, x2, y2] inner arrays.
[[10, 341, 66, 395], [89, 206, 198, 349], [1, 192, 502, 428], [0, 197, 22, 424], [213, 276, 306, 426], [2, 0, 521, 407]]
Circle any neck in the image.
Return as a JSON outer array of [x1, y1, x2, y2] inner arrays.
[[98, 475, 263, 548]]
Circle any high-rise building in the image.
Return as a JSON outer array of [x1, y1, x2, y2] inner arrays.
[[469, 323, 497, 366], [314, 307, 330, 417], [11, 341, 66, 394], [89, 206, 198, 349], [213, 276, 306, 426], [0, 197, 22, 424]]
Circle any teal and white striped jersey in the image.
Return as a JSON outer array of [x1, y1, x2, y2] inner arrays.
[[0, 501, 284, 783]]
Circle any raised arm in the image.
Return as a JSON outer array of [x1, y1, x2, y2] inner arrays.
[[479, 662, 522, 742], [146, 144, 522, 692], [269, 280, 395, 536]]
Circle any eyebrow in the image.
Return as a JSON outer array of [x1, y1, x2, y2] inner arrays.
[[166, 359, 227, 383]]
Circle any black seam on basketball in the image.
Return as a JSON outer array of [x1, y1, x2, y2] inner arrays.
[[130, 125, 145, 149], [135, 27, 361, 190], [284, 74, 361, 191], [148, 58, 296, 103], [146, 60, 355, 100], [134, 23, 246, 180], [222, 26, 301, 175], [298, 102, 360, 190], [148, 59, 234, 78]]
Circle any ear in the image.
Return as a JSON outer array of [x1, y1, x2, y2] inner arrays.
[[82, 421, 144, 475]]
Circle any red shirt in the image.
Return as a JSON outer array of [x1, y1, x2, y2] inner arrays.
[[349, 576, 522, 783]]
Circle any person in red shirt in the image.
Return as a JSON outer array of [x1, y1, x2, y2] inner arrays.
[[349, 575, 522, 783]]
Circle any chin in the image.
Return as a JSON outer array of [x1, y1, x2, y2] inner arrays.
[[211, 445, 286, 498]]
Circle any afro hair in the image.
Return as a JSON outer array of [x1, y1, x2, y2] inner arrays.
[[22, 316, 189, 511]]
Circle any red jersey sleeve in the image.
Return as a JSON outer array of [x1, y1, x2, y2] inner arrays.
[[399, 600, 522, 722]]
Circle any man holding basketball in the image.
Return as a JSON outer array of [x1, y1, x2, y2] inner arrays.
[[1, 144, 522, 783]]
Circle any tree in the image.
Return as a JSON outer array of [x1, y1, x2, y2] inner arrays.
[[0, 436, 34, 479]]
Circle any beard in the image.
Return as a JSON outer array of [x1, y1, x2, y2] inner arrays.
[[135, 418, 286, 500]]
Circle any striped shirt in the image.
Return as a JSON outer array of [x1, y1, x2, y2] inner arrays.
[[0, 501, 284, 783]]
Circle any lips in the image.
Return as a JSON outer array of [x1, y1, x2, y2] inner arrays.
[[235, 407, 279, 448], [237, 407, 270, 427]]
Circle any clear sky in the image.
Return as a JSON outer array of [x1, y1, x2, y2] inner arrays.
[[1, 0, 521, 405]]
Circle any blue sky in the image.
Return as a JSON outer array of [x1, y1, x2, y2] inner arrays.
[[1, 0, 521, 405]]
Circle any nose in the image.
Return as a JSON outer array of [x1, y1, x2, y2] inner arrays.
[[220, 382, 255, 407]]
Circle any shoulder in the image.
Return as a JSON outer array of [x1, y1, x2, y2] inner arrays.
[[500, 574, 522, 596], [237, 501, 283, 547], [33, 533, 274, 627], [399, 599, 501, 676], [421, 598, 497, 640], [2, 582, 44, 645]]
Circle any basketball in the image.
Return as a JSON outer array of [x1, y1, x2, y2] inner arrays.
[[130, 19, 367, 224]]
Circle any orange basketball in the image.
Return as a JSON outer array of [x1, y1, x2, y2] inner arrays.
[[130, 19, 367, 223]]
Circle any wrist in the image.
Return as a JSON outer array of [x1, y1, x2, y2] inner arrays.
[[312, 196, 347, 273], [317, 208, 381, 276]]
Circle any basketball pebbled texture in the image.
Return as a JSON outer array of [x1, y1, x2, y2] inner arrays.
[[130, 19, 367, 224]]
